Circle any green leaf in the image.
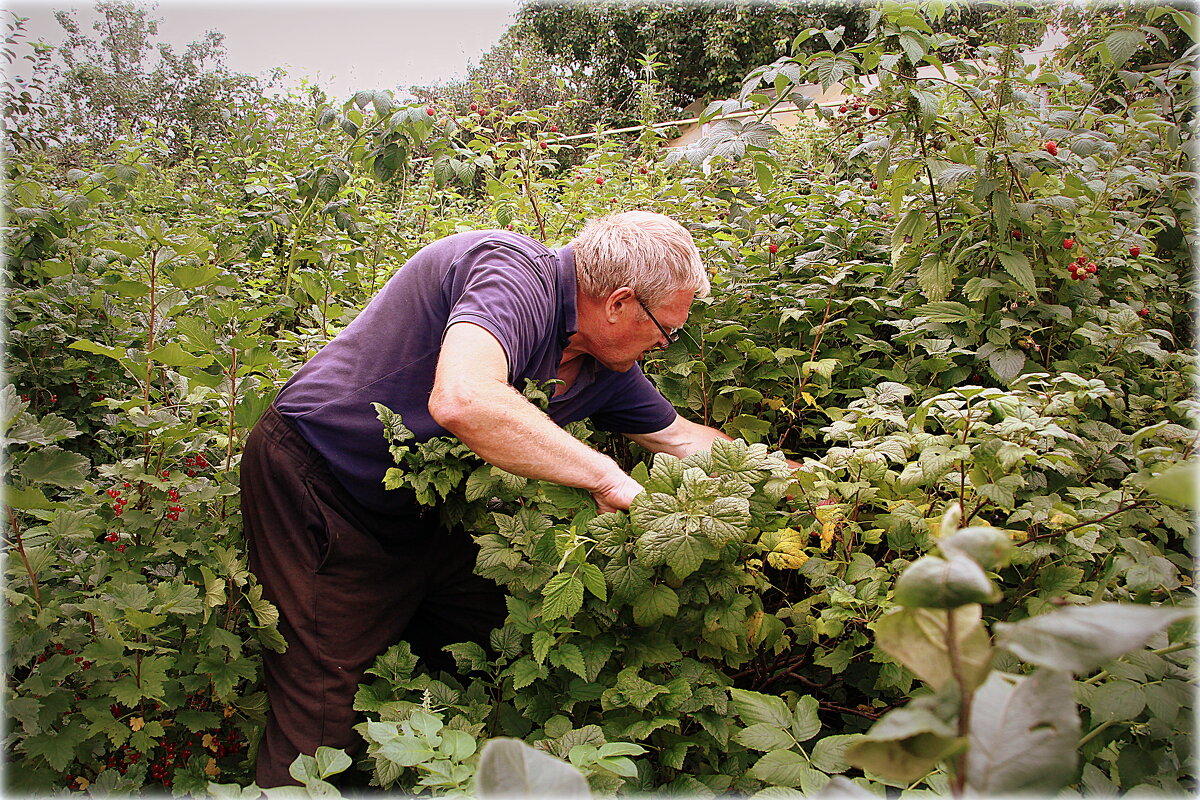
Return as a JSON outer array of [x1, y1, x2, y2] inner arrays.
[[18, 446, 89, 488], [811, 734, 860, 774], [845, 690, 962, 784], [314, 746, 352, 779], [965, 669, 1080, 794], [21, 724, 92, 771], [938, 526, 1013, 569], [577, 562, 607, 601], [631, 583, 679, 626], [733, 723, 795, 752], [440, 729, 478, 761], [730, 687, 792, 728], [916, 301, 973, 323], [61, 338, 126, 362], [168, 263, 222, 289], [993, 603, 1192, 674], [148, 342, 214, 369], [875, 605, 992, 691], [893, 554, 1001, 608], [542, 573, 584, 621], [509, 657, 546, 691], [445, 641, 489, 673], [749, 749, 822, 789], [1145, 461, 1198, 508], [988, 348, 1025, 382], [605, 560, 653, 603], [616, 667, 669, 710], [3, 485, 58, 510], [917, 252, 954, 302], [1100, 28, 1146, 67], [377, 735, 435, 768], [997, 251, 1036, 293], [532, 631, 554, 665], [790, 694, 821, 742], [1087, 679, 1146, 722], [549, 642, 587, 680]]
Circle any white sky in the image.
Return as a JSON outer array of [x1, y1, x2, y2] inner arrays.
[[6, 0, 522, 102]]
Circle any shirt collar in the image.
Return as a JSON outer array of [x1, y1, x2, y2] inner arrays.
[[555, 245, 578, 348]]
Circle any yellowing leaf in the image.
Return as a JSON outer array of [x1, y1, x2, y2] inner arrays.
[[76, 778, 90, 790], [203, 733, 217, 750], [813, 504, 842, 525], [801, 392, 816, 407], [820, 519, 838, 552], [130, 717, 145, 732], [762, 528, 810, 569], [746, 609, 764, 643], [204, 757, 220, 777]]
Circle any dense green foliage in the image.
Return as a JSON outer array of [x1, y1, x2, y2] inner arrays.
[[3, 0, 1196, 796]]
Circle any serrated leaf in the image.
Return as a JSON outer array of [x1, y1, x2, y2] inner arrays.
[[730, 688, 792, 728], [790, 695, 821, 742], [996, 251, 1036, 293], [733, 723, 795, 752], [631, 583, 679, 626], [988, 349, 1025, 382], [576, 562, 606, 601], [542, 573, 584, 621], [811, 734, 860, 774], [918, 252, 954, 302], [750, 749, 823, 789], [550, 643, 588, 679], [18, 446, 89, 488]]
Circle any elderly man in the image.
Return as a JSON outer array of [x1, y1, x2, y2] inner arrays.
[[241, 211, 735, 786]]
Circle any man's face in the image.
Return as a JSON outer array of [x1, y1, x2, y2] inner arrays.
[[586, 287, 694, 373]]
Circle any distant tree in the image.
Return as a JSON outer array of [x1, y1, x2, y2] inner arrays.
[[516, 0, 1047, 122], [20, 0, 261, 162], [411, 24, 590, 123], [3, 11, 57, 154]]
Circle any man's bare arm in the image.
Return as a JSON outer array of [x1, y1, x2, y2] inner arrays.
[[624, 413, 734, 459], [627, 414, 801, 470], [429, 322, 643, 512]]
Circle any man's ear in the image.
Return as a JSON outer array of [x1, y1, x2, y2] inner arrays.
[[604, 286, 637, 322]]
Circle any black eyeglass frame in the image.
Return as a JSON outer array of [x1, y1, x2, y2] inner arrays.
[[635, 295, 682, 350]]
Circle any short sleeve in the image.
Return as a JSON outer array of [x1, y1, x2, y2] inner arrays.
[[444, 244, 556, 381], [587, 365, 678, 434]]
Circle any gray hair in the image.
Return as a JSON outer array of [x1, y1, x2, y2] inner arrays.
[[569, 211, 710, 306]]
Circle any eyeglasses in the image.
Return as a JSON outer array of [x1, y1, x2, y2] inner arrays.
[[635, 295, 681, 350]]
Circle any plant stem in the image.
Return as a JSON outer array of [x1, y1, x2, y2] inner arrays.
[[5, 506, 42, 611], [1076, 719, 1115, 749], [946, 609, 972, 798], [1018, 500, 1152, 545]]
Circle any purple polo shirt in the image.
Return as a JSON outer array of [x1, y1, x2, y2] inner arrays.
[[274, 230, 677, 514]]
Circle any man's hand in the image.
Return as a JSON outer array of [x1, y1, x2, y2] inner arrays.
[[591, 471, 645, 514]]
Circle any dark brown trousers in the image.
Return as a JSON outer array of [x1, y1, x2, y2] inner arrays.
[[240, 405, 506, 788]]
